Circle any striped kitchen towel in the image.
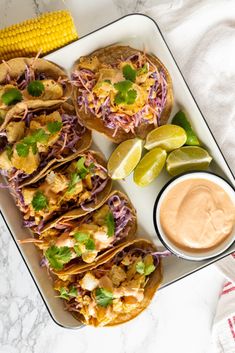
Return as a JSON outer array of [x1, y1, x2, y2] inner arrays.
[[212, 254, 235, 352]]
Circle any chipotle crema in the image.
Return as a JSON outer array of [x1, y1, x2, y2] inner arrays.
[[160, 178, 235, 252]]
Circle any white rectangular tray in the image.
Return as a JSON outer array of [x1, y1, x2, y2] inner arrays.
[[1, 14, 234, 328]]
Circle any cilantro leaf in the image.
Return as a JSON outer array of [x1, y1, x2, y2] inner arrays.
[[114, 92, 126, 105], [31, 191, 48, 211], [16, 128, 49, 157], [95, 288, 113, 307], [59, 286, 78, 300], [27, 80, 45, 97], [137, 63, 148, 75], [73, 232, 90, 243], [126, 89, 137, 105], [31, 128, 49, 143], [68, 286, 78, 297], [6, 145, 13, 160], [136, 261, 155, 276], [114, 80, 133, 92], [122, 64, 137, 82], [67, 172, 81, 194], [47, 121, 63, 134], [85, 238, 95, 251], [59, 287, 69, 300], [105, 212, 115, 237], [16, 143, 30, 157], [136, 261, 145, 275], [2, 88, 22, 106], [76, 157, 89, 179], [114, 80, 137, 105], [45, 245, 72, 270]]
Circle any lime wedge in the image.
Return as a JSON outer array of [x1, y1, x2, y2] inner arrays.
[[166, 146, 212, 176], [107, 138, 143, 179], [145, 124, 187, 151], [172, 111, 200, 146], [133, 148, 167, 187]]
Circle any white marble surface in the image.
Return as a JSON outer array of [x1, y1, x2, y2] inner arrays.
[[0, 1, 233, 352]]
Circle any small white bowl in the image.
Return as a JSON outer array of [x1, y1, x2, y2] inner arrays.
[[153, 171, 235, 261]]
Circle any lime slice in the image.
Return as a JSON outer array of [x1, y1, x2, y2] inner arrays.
[[108, 138, 143, 179], [172, 111, 200, 146], [166, 146, 212, 176], [133, 147, 167, 187], [145, 124, 187, 151]]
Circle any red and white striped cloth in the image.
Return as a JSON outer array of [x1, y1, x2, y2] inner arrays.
[[212, 253, 235, 352]]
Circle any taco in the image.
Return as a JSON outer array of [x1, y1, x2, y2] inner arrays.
[[72, 45, 173, 143], [0, 102, 92, 186], [53, 239, 162, 326], [0, 57, 71, 124], [21, 190, 137, 271], [14, 151, 112, 232]]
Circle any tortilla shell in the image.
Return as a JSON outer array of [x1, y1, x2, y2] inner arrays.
[[73, 45, 173, 143], [60, 239, 162, 326]]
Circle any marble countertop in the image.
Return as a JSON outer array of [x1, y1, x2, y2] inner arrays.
[[0, 1, 231, 353]]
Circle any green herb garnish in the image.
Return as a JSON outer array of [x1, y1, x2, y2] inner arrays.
[[76, 157, 89, 179], [73, 232, 90, 243], [136, 261, 155, 276], [47, 121, 63, 134], [95, 288, 113, 307], [104, 79, 111, 84], [31, 191, 48, 211], [67, 172, 81, 194], [45, 245, 72, 270], [1, 88, 23, 105], [85, 238, 95, 251], [114, 80, 137, 105], [16, 128, 49, 157], [27, 80, 45, 97], [59, 286, 78, 300], [105, 212, 115, 237], [73, 232, 95, 252], [122, 64, 137, 82], [67, 157, 90, 193]]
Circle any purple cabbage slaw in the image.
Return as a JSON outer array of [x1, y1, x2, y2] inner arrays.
[[71, 51, 168, 137], [114, 246, 171, 270]]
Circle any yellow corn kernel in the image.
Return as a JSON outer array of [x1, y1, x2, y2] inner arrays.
[[0, 10, 78, 60]]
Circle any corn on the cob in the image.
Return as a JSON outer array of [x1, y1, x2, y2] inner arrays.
[[0, 10, 78, 61]]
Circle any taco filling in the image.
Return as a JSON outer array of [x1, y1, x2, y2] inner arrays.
[[72, 47, 170, 138], [26, 192, 136, 268], [54, 241, 162, 326], [15, 152, 110, 230], [0, 57, 70, 123], [0, 105, 90, 183]]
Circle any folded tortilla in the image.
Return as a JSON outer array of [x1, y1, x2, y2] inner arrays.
[[53, 238, 162, 327], [72, 45, 173, 143], [34, 190, 137, 272], [0, 102, 92, 187], [15, 150, 112, 232], [0, 57, 71, 125]]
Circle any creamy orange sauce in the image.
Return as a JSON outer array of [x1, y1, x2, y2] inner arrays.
[[160, 178, 235, 252]]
